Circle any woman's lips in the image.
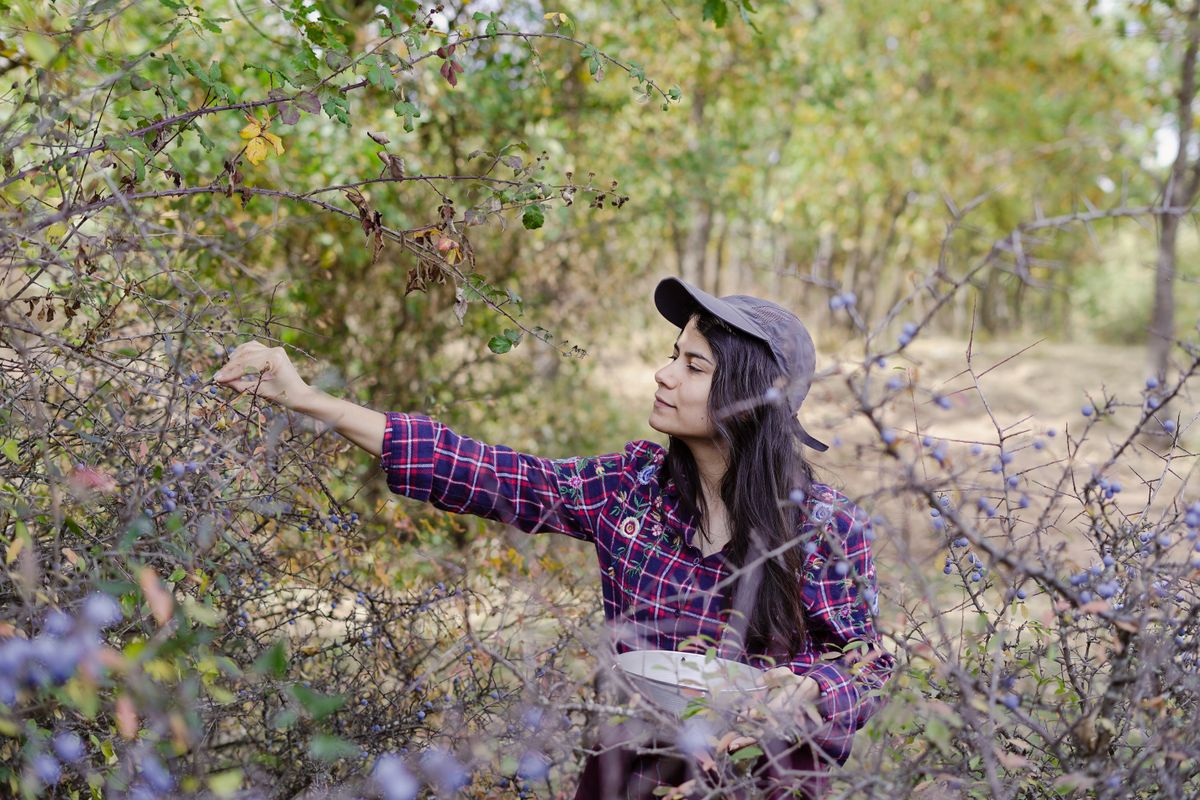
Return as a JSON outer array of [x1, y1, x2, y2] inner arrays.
[[654, 395, 675, 409]]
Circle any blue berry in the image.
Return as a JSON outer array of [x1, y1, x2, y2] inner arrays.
[[1000, 693, 1019, 710], [1016, 588, 1027, 600], [140, 756, 174, 792], [52, 732, 85, 763], [32, 754, 60, 785], [943, 565, 953, 575], [1081, 405, 1094, 417], [1146, 376, 1159, 390], [881, 429, 897, 445], [82, 593, 122, 629]]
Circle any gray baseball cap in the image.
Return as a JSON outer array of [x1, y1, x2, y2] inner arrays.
[[654, 276, 828, 452]]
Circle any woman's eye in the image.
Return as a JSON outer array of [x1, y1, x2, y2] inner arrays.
[[667, 353, 702, 373]]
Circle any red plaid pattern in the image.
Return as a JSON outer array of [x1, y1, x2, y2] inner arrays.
[[381, 413, 895, 767]]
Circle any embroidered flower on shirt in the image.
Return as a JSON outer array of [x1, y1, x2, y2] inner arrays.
[[811, 501, 835, 524], [552, 458, 586, 503], [617, 516, 641, 538], [637, 464, 657, 485]]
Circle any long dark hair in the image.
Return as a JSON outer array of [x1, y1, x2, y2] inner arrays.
[[663, 311, 815, 661]]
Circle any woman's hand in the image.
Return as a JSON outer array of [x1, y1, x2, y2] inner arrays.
[[213, 341, 311, 410], [722, 667, 822, 754]]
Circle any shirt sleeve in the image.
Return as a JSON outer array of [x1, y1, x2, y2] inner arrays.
[[379, 412, 628, 542], [792, 499, 895, 766]]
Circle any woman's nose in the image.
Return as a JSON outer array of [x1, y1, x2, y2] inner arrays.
[[654, 365, 675, 388]]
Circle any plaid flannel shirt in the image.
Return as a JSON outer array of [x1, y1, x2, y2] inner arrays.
[[380, 412, 895, 766]]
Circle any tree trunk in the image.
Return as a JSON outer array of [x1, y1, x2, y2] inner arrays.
[[1150, 1, 1200, 386]]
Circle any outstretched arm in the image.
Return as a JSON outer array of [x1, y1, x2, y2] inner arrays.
[[291, 388, 386, 458], [379, 412, 628, 542]]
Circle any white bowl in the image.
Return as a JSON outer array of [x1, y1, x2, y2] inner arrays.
[[614, 650, 768, 717]]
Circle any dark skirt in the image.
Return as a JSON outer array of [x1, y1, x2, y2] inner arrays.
[[572, 721, 831, 800]]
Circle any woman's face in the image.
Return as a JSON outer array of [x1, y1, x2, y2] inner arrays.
[[649, 316, 716, 441]]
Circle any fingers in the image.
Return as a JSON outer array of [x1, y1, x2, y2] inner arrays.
[[215, 347, 275, 385], [761, 666, 798, 689], [726, 736, 757, 752]]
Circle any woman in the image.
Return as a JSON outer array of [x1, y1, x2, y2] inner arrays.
[[214, 277, 894, 799]]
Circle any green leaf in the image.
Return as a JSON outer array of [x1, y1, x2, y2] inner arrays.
[[308, 733, 361, 761], [207, 769, 242, 797], [289, 684, 345, 720], [702, 0, 729, 27], [0, 439, 19, 463], [487, 335, 512, 354], [270, 708, 299, 730], [730, 745, 763, 762], [366, 58, 396, 91], [253, 640, 289, 680], [521, 204, 545, 230], [393, 101, 420, 132]]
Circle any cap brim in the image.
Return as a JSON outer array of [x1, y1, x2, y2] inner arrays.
[[654, 277, 769, 344]]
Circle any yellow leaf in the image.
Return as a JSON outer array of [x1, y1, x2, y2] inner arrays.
[[446, 248, 462, 265], [208, 769, 243, 797], [239, 121, 261, 140], [262, 132, 284, 156], [22, 32, 57, 66], [139, 566, 175, 626], [116, 694, 139, 739], [244, 137, 269, 166], [5, 536, 23, 564]]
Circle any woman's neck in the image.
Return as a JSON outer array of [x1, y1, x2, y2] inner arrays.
[[686, 437, 727, 497]]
